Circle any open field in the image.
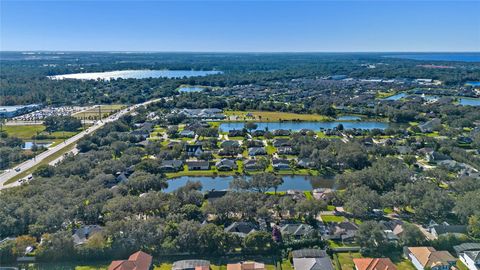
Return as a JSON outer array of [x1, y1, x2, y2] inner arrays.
[[3, 125, 46, 139], [73, 104, 126, 119], [224, 111, 331, 122]]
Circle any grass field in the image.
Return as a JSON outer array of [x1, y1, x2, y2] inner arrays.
[[224, 111, 331, 122], [321, 215, 346, 223], [3, 125, 46, 139], [335, 252, 362, 270], [4, 125, 81, 140], [73, 104, 126, 119]]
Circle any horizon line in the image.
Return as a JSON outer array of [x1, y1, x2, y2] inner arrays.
[[1, 50, 480, 54]]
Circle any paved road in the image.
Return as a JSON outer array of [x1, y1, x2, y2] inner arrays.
[[0, 99, 160, 189]]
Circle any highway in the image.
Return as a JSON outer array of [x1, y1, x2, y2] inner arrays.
[[0, 99, 160, 190]]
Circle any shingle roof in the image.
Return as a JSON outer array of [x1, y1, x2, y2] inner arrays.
[[108, 251, 152, 270], [407, 247, 455, 268], [172, 260, 211, 270], [453, 243, 480, 255], [353, 258, 397, 270]]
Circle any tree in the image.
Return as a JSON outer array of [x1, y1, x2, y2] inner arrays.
[[245, 122, 258, 132], [36, 232, 75, 261], [400, 223, 425, 246], [243, 231, 275, 254], [295, 199, 325, 224], [343, 186, 381, 217], [124, 171, 168, 195], [13, 235, 37, 256], [356, 221, 387, 255], [467, 215, 480, 238], [44, 116, 81, 132], [33, 164, 55, 178]]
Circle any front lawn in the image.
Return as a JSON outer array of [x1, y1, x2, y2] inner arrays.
[[321, 215, 346, 223]]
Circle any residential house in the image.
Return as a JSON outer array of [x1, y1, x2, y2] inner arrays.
[[312, 188, 334, 201], [160, 160, 184, 172], [227, 261, 265, 270], [215, 159, 237, 171], [108, 251, 152, 270], [273, 139, 291, 147], [224, 222, 258, 238], [454, 243, 480, 256], [248, 147, 267, 156], [297, 159, 315, 169], [186, 160, 210, 170], [404, 247, 456, 270], [327, 221, 359, 242], [72, 225, 103, 246], [277, 146, 296, 155], [252, 130, 266, 137], [130, 129, 150, 140], [418, 118, 441, 133], [186, 145, 204, 157], [292, 249, 334, 270], [180, 130, 195, 138], [220, 140, 240, 148], [353, 258, 397, 270], [459, 251, 480, 270], [229, 130, 246, 137], [430, 224, 467, 238], [172, 260, 211, 270], [273, 129, 291, 136], [244, 159, 261, 171], [281, 223, 315, 239], [272, 159, 291, 170]]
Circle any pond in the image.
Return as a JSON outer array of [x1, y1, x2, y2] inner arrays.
[[178, 86, 205, 93], [459, 98, 480, 106], [219, 121, 389, 132], [383, 93, 407, 100], [48, 69, 222, 80], [22, 141, 52, 150], [164, 175, 336, 193], [465, 81, 480, 87], [336, 115, 362, 121]]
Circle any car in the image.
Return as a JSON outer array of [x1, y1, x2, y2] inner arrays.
[[15, 168, 21, 172]]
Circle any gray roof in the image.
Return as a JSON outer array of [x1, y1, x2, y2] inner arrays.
[[454, 243, 480, 255], [281, 224, 314, 237], [464, 251, 480, 262], [292, 249, 327, 258], [172, 260, 211, 270], [72, 225, 103, 245], [293, 257, 334, 270], [432, 225, 467, 235], [224, 221, 257, 237]]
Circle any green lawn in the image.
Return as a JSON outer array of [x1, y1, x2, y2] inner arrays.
[[395, 260, 416, 270], [335, 252, 362, 270], [456, 260, 469, 270], [224, 110, 331, 122], [4, 125, 46, 139], [321, 215, 346, 223]]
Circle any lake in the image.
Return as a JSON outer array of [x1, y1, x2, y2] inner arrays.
[[49, 69, 222, 80], [164, 175, 336, 193], [178, 86, 205, 93], [459, 98, 480, 106], [383, 93, 407, 100], [465, 81, 480, 87], [386, 53, 480, 62], [219, 121, 389, 131]]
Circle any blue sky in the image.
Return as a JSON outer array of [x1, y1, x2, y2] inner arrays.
[[1, 1, 479, 52]]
